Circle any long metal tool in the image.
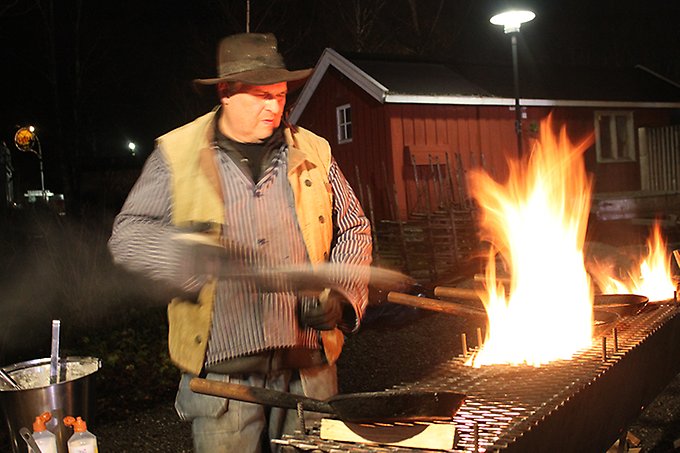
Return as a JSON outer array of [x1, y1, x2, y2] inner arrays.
[[50, 320, 60, 384], [174, 234, 414, 292], [19, 427, 42, 453], [223, 263, 413, 293], [410, 153, 424, 211], [190, 377, 465, 423], [386, 291, 486, 318], [0, 368, 22, 390], [434, 286, 482, 301]]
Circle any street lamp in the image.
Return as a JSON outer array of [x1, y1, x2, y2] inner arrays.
[[14, 125, 47, 201], [490, 9, 535, 157]]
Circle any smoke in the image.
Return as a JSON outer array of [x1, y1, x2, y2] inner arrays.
[[0, 209, 170, 366]]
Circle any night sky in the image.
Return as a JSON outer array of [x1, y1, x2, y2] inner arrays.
[[1, 0, 679, 203]]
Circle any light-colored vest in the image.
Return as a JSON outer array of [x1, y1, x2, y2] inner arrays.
[[158, 111, 341, 374]]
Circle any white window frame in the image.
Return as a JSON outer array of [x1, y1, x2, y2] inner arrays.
[[594, 111, 636, 163], [336, 104, 352, 144]]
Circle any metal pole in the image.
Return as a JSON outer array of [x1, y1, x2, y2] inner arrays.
[[39, 156, 46, 201], [510, 32, 523, 157], [33, 135, 47, 202]]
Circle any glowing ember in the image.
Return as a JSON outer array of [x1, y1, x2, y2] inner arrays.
[[467, 117, 594, 367], [591, 223, 676, 302]]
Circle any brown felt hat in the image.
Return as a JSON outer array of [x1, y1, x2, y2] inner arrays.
[[194, 33, 312, 86]]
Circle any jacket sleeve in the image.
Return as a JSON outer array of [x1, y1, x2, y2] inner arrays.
[[327, 158, 373, 332], [108, 149, 203, 293]]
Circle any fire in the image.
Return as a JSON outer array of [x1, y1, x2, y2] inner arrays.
[[467, 117, 594, 367], [591, 223, 676, 302]]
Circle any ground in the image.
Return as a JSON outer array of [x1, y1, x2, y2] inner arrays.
[[4, 301, 680, 451], [94, 308, 680, 451], [2, 210, 680, 451]]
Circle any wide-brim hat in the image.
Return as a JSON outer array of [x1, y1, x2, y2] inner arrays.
[[194, 33, 312, 86]]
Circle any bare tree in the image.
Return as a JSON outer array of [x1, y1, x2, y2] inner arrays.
[[392, 0, 457, 56], [3, 0, 132, 212], [319, 0, 469, 58], [0, 0, 28, 17], [329, 0, 389, 53]]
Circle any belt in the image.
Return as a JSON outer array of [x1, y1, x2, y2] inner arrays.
[[204, 348, 326, 375]]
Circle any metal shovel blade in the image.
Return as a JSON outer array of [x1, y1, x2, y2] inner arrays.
[[325, 388, 466, 422], [190, 378, 465, 422], [593, 294, 649, 316]]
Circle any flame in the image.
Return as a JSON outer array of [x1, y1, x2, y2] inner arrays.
[[467, 117, 594, 367], [590, 223, 676, 302], [588, 258, 629, 294]]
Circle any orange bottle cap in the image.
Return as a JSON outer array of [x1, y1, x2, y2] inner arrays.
[[63, 416, 88, 433], [32, 412, 52, 432]]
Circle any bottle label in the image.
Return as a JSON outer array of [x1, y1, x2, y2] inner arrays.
[[69, 447, 96, 453], [68, 441, 97, 453], [33, 436, 58, 453]]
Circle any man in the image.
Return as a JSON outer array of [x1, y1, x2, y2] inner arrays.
[[109, 33, 372, 452]]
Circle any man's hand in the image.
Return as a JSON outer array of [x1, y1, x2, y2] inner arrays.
[[299, 288, 344, 330]]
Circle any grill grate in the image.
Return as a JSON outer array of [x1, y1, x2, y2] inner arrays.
[[274, 303, 680, 452]]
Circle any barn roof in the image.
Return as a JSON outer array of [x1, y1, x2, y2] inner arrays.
[[349, 59, 491, 98], [290, 48, 680, 122], [458, 62, 680, 103]]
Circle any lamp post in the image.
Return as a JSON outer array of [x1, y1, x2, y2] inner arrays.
[[490, 9, 535, 157], [14, 125, 47, 201]]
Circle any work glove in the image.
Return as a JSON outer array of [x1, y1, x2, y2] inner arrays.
[[299, 288, 345, 331]]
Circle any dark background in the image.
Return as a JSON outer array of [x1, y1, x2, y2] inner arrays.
[[1, 2, 680, 450], [1, 0, 679, 370], [2, 0, 679, 214]]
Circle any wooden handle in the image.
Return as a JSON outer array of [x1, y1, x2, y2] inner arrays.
[[433, 286, 481, 301], [473, 274, 511, 284], [386, 292, 486, 318], [189, 378, 334, 413]]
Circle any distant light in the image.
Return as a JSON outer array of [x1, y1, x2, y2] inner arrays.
[[490, 9, 535, 33], [128, 141, 137, 156]]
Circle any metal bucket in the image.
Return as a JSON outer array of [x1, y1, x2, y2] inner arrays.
[[0, 356, 101, 453]]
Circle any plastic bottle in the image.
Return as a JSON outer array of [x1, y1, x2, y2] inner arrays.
[[63, 416, 98, 453], [30, 412, 58, 453]]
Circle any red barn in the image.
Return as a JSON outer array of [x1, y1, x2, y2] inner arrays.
[[290, 49, 680, 278], [291, 49, 680, 224]]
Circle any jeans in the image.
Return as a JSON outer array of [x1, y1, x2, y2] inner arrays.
[[175, 368, 334, 453]]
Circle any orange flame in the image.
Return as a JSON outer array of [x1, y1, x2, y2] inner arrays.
[[467, 116, 594, 367], [591, 223, 676, 302]]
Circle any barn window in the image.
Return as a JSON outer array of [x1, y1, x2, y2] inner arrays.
[[594, 111, 635, 162], [336, 104, 352, 144]]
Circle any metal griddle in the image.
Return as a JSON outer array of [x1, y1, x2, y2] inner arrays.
[[274, 302, 680, 452]]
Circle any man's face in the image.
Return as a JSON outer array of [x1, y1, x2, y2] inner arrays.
[[219, 82, 288, 143]]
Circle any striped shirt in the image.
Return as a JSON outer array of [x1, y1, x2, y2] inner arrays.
[[108, 129, 372, 364]]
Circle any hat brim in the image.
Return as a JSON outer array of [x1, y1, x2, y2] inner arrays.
[[194, 68, 313, 86]]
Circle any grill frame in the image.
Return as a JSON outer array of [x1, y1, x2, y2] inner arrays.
[[275, 302, 680, 452]]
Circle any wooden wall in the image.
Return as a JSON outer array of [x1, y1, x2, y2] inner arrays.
[[527, 107, 676, 194], [386, 104, 517, 219], [297, 67, 678, 221]]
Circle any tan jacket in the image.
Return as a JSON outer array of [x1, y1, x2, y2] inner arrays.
[[158, 111, 342, 375]]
